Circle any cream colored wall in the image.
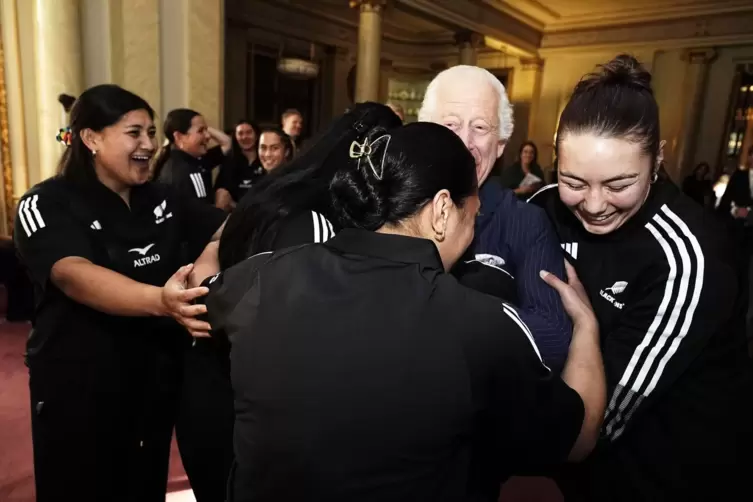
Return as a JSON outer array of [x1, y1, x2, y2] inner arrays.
[[1, 0, 224, 208], [14, 0, 40, 189], [529, 49, 656, 167], [186, 0, 224, 128], [695, 45, 753, 173], [1, 0, 30, 199], [651, 49, 687, 177]]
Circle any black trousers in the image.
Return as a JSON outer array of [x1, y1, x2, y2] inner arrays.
[[29, 335, 183, 502], [175, 338, 235, 502]]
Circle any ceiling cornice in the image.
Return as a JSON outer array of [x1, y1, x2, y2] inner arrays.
[[226, 0, 462, 64], [477, 0, 558, 30], [396, 0, 541, 55], [545, 2, 753, 32], [541, 9, 753, 50]]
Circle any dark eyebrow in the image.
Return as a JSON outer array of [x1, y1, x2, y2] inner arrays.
[[560, 171, 640, 184]]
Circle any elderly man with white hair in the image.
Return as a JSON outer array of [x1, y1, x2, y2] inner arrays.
[[419, 65, 571, 369]]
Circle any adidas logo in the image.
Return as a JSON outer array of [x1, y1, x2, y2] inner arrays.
[[561, 242, 578, 259]]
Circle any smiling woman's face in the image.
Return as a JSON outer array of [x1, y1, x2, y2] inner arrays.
[[557, 133, 654, 235]]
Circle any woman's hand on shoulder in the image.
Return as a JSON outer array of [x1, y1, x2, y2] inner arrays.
[[540, 260, 597, 330], [162, 263, 212, 338]]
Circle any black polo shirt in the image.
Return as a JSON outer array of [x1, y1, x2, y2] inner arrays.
[[14, 175, 225, 361], [157, 145, 225, 204], [215, 156, 266, 203], [203, 228, 584, 502]]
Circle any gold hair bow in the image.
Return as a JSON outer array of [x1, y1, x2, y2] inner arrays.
[[349, 134, 391, 180]]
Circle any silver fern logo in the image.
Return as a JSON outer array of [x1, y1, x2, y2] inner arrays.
[[600, 281, 627, 309], [604, 281, 628, 295]]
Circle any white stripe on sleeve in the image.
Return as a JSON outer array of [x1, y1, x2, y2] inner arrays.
[[604, 205, 704, 441], [311, 211, 322, 243], [17, 199, 32, 237], [319, 212, 329, 241], [30, 195, 46, 229], [502, 303, 549, 370]]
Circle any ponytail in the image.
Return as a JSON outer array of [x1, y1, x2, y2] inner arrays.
[[218, 102, 402, 269], [150, 142, 172, 180], [152, 108, 200, 180]]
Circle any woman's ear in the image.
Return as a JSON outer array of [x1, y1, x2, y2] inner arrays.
[[173, 131, 185, 150], [79, 128, 101, 155], [430, 190, 452, 241], [657, 140, 666, 166]]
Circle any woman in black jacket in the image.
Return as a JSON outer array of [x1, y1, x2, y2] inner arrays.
[[530, 54, 753, 502]]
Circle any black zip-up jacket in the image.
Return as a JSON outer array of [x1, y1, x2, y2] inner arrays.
[[530, 180, 753, 501]]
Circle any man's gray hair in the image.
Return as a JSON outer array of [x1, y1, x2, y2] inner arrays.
[[418, 65, 514, 141]]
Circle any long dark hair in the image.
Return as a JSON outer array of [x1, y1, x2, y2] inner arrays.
[[330, 122, 477, 231], [218, 103, 402, 269], [151, 108, 200, 180], [518, 141, 539, 166], [58, 94, 76, 113], [57, 85, 154, 183], [557, 54, 660, 165]]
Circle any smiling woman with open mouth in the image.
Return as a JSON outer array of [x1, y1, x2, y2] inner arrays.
[[13, 84, 228, 502]]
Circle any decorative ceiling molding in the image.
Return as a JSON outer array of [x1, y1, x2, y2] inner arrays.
[[478, 0, 559, 30], [482, 0, 753, 32], [541, 10, 753, 50], [545, 2, 753, 32], [396, 0, 541, 55], [226, 0, 462, 64]]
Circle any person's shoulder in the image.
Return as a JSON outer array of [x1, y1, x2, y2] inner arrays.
[[656, 191, 737, 262], [483, 181, 552, 220], [273, 210, 336, 249], [437, 275, 521, 330], [20, 176, 76, 207], [438, 276, 546, 361], [526, 183, 559, 207]]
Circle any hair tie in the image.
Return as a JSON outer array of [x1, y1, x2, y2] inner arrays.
[[56, 127, 72, 147], [349, 134, 391, 180]]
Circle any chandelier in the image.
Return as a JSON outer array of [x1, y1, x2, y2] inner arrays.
[[277, 42, 319, 80]]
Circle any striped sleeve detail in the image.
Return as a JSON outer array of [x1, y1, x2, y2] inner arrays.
[[502, 303, 550, 371], [527, 183, 558, 203], [603, 204, 705, 441], [189, 173, 207, 198], [311, 211, 335, 243], [17, 194, 47, 237]]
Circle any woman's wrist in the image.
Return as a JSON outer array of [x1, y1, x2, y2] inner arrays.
[[148, 285, 169, 317]]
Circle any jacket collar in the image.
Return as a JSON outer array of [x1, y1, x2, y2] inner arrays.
[[325, 228, 444, 271]]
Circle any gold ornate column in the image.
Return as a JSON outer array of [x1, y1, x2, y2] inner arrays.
[[519, 58, 545, 139], [0, 24, 13, 235], [33, 0, 83, 181], [350, 0, 386, 103], [159, 0, 224, 128], [1, 0, 29, 206], [455, 31, 483, 66], [674, 48, 716, 179]]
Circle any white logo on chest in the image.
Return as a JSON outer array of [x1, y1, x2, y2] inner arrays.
[[129, 243, 160, 267], [600, 281, 628, 310], [154, 200, 173, 224]]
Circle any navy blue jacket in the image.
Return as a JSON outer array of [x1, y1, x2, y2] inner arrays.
[[454, 181, 572, 369]]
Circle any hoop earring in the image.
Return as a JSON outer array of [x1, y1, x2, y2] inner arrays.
[[650, 171, 658, 184]]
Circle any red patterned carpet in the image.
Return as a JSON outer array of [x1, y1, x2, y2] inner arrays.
[[0, 321, 561, 502]]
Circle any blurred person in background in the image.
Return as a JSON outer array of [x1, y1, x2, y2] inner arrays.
[[215, 119, 264, 212], [282, 108, 304, 154], [152, 108, 231, 205], [500, 140, 545, 199]]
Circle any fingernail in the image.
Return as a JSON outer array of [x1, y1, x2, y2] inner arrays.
[[539, 270, 549, 279]]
